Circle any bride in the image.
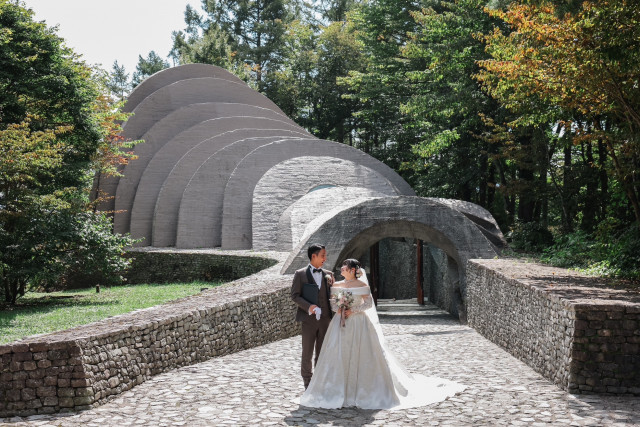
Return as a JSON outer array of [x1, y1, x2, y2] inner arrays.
[[299, 258, 466, 410]]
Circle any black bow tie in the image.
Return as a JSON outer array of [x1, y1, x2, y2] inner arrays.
[[312, 268, 322, 273]]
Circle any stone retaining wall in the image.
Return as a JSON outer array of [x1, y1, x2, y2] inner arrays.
[[0, 250, 298, 417], [467, 259, 639, 395], [124, 248, 278, 284]]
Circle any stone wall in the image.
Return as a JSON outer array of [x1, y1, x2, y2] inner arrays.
[[467, 259, 639, 395], [123, 248, 277, 284], [0, 250, 298, 417]]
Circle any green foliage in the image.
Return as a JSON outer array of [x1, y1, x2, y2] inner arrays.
[[107, 60, 130, 101], [0, 2, 103, 187], [540, 226, 640, 279], [171, 22, 238, 70], [171, 0, 295, 89], [131, 50, 170, 88], [0, 282, 220, 344], [477, 0, 640, 227], [0, 2, 136, 304], [508, 221, 554, 252]]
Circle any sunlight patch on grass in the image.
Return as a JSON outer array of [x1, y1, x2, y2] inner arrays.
[[0, 282, 221, 345]]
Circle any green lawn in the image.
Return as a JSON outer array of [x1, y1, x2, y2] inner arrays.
[[0, 282, 222, 345]]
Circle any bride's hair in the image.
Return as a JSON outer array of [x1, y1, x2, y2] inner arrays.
[[342, 258, 363, 278]]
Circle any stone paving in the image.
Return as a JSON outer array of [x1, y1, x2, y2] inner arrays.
[[2, 301, 639, 426]]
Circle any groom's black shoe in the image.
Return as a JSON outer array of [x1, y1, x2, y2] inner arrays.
[[304, 379, 310, 390]]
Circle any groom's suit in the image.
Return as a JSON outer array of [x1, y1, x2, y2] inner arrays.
[[291, 265, 333, 388]]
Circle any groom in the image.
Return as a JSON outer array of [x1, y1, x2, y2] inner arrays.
[[291, 243, 334, 389]]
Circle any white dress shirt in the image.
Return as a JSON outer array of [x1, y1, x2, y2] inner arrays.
[[308, 264, 323, 289]]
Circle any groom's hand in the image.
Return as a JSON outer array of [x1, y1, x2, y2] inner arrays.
[[309, 304, 318, 315]]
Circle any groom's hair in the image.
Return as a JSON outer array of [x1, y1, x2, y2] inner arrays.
[[307, 243, 325, 260]]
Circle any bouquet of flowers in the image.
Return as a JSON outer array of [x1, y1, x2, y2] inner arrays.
[[331, 290, 354, 327]]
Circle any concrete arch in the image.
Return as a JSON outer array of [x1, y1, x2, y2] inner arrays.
[[126, 119, 308, 244], [281, 196, 499, 316], [276, 186, 387, 251], [98, 101, 304, 214], [124, 64, 244, 113], [175, 136, 306, 249], [220, 139, 416, 249], [120, 77, 288, 143], [426, 198, 507, 249], [252, 156, 399, 250], [111, 104, 308, 229], [152, 128, 309, 247]]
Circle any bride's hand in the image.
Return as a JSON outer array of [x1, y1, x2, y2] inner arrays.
[[344, 309, 352, 318]]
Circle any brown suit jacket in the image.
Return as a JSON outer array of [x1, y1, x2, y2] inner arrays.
[[291, 265, 334, 322]]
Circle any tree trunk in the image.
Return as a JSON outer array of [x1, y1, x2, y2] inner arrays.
[[487, 161, 496, 210], [517, 166, 535, 223], [606, 140, 640, 230], [582, 141, 598, 231], [598, 139, 609, 222], [562, 143, 574, 232], [479, 143, 488, 207]]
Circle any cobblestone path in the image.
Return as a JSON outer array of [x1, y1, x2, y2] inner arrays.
[[2, 301, 638, 426]]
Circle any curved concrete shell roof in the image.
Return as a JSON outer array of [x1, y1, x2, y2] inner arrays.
[[426, 198, 507, 249], [125, 119, 309, 244], [152, 129, 309, 247], [124, 64, 244, 113], [281, 196, 498, 277], [98, 101, 307, 214], [221, 138, 416, 249], [175, 136, 306, 248], [121, 77, 290, 142], [115, 114, 307, 235], [276, 186, 387, 251], [252, 156, 399, 250]]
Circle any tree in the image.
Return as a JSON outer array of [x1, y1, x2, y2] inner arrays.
[[171, 22, 237, 69], [131, 50, 170, 88], [341, 0, 422, 171], [399, 0, 508, 206], [171, 0, 296, 91], [107, 60, 130, 101], [0, 2, 134, 304], [477, 0, 640, 229], [267, 19, 364, 143]]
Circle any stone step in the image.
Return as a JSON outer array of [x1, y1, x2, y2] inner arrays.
[[375, 299, 452, 317]]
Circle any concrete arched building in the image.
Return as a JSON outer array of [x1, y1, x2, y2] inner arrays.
[[94, 64, 506, 317]]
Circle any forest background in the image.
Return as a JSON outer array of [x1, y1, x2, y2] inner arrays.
[[2, 0, 638, 303]]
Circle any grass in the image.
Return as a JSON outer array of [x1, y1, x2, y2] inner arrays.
[[0, 282, 222, 345], [501, 248, 640, 292]]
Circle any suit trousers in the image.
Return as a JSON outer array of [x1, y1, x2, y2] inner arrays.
[[301, 316, 332, 385]]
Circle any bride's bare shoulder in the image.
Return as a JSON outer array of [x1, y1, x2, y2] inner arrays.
[[332, 280, 346, 288], [346, 280, 369, 289]]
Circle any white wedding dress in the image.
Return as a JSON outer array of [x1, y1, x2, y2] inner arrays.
[[299, 284, 466, 410]]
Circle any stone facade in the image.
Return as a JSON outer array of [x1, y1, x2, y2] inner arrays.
[[467, 258, 639, 395], [0, 250, 299, 418]]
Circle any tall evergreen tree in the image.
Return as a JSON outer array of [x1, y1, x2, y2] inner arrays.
[[131, 50, 170, 88], [107, 60, 130, 101]]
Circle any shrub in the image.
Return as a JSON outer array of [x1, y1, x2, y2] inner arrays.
[[541, 225, 640, 279], [507, 222, 554, 253]]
